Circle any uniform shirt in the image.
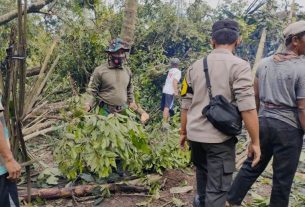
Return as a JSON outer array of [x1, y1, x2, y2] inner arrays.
[[162, 68, 181, 95], [86, 63, 135, 107], [0, 96, 9, 176], [182, 48, 256, 143], [256, 56, 305, 129]]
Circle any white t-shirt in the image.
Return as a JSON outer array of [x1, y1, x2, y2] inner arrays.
[[162, 68, 181, 95]]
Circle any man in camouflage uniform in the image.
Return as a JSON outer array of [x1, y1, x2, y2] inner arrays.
[[84, 38, 149, 123]]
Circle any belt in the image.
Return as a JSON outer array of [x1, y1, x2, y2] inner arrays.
[[99, 101, 123, 113], [262, 102, 288, 109]]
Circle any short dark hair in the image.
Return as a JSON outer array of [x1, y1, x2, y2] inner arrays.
[[212, 19, 240, 45], [285, 31, 305, 46]]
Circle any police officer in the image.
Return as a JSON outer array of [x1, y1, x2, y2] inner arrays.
[[180, 19, 261, 207], [84, 38, 149, 123], [227, 21, 305, 207]]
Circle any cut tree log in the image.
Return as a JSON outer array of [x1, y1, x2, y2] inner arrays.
[[19, 183, 149, 202]]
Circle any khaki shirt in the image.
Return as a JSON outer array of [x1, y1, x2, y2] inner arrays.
[[86, 63, 134, 107], [182, 48, 256, 143]]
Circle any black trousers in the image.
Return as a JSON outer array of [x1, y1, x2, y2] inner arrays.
[[228, 117, 304, 207], [190, 137, 236, 207], [0, 173, 20, 207]]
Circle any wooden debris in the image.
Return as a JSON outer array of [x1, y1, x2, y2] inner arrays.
[[169, 186, 193, 194], [19, 183, 149, 202]]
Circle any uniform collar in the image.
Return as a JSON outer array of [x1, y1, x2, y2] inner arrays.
[[211, 48, 233, 55]]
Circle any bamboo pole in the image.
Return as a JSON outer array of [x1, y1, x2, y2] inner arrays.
[[16, 0, 31, 202], [24, 37, 59, 115], [252, 27, 267, 77]]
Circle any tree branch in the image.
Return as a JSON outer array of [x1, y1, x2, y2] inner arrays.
[[0, 0, 55, 26]]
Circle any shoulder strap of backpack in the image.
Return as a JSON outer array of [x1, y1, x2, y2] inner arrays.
[[203, 57, 213, 100]]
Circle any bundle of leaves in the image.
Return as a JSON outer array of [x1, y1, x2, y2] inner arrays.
[[54, 106, 190, 180], [54, 107, 150, 180], [142, 128, 190, 174]]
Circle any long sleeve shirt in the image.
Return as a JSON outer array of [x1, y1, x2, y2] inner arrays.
[[181, 48, 256, 143], [86, 63, 134, 107]]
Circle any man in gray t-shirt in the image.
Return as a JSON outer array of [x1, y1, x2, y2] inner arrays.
[[255, 56, 305, 129], [227, 21, 305, 207]]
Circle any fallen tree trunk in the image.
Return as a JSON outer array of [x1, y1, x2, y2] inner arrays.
[[19, 183, 149, 201]]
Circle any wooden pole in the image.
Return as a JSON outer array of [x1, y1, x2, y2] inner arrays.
[[16, 0, 31, 202], [252, 27, 267, 77]]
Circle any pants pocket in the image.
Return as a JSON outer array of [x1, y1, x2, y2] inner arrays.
[[221, 159, 235, 191]]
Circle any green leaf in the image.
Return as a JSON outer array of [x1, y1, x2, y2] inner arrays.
[[46, 175, 59, 185], [172, 197, 186, 207]]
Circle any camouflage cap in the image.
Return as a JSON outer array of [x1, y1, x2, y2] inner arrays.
[[283, 21, 305, 39], [105, 38, 130, 53]]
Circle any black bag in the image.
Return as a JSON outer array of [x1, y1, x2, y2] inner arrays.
[[201, 58, 242, 136]]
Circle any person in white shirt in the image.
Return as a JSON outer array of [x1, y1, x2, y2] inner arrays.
[[161, 58, 181, 126]]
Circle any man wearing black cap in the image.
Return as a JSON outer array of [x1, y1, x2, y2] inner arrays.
[[180, 19, 261, 207], [227, 21, 305, 207]]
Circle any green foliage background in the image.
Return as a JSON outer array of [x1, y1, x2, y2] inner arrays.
[[1, 0, 305, 180]]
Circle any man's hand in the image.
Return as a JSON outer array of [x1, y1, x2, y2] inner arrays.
[[174, 91, 179, 97], [5, 158, 21, 181], [180, 134, 187, 149], [140, 112, 149, 124], [129, 102, 138, 111], [248, 142, 261, 167], [84, 103, 91, 112]]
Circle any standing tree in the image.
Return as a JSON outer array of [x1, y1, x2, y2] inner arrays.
[[120, 0, 138, 46]]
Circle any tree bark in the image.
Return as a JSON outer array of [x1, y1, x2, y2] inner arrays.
[[0, 0, 55, 26], [26, 66, 40, 77], [15, 0, 31, 202], [120, 0, 138, 45]]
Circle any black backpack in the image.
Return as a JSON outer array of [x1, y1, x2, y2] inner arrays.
[[201, 57, 242, 136]]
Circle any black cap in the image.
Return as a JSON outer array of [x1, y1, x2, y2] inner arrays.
[[212, 19, 240, 35]]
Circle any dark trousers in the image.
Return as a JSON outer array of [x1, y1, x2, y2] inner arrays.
[[228, 117, 304, 207], [0, 173, 20, 207], [190, 137, 236, 207]]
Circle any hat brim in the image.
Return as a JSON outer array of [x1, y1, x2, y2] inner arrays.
[[105, 48, 130, 53]]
